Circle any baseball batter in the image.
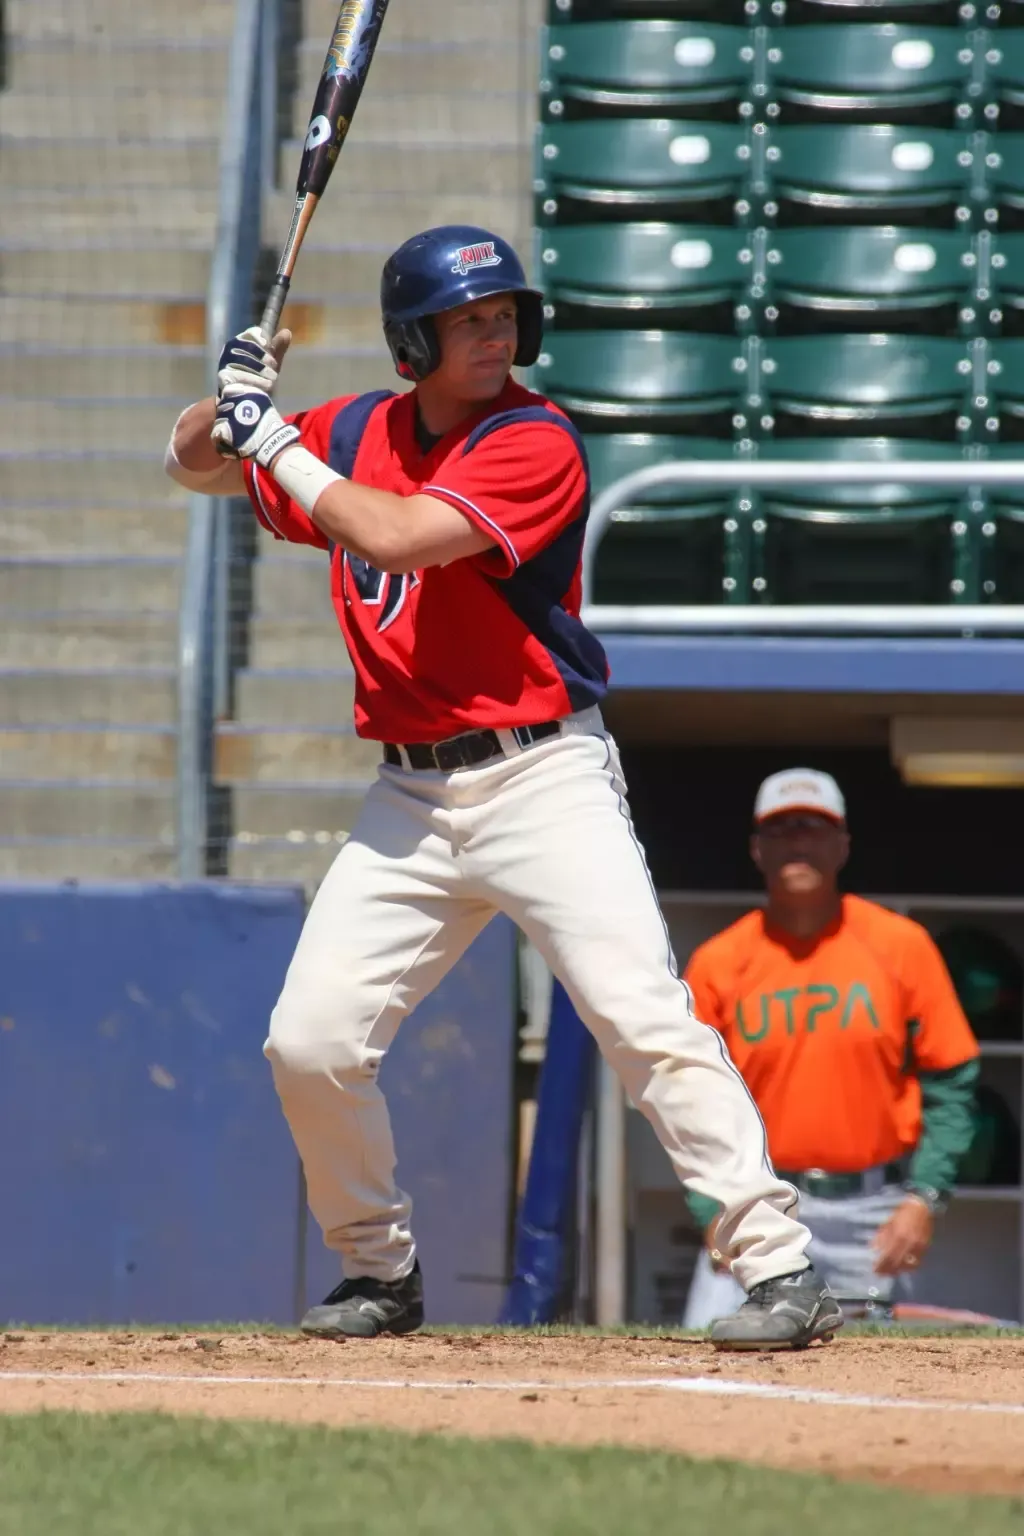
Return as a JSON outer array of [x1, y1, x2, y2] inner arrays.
[[165, 225, 840, 1350]]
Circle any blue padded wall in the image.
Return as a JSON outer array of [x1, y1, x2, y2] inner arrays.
[[304, 915, 518, 1325], [0, 882, 305, 1325]]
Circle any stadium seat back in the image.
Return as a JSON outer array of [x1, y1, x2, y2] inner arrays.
[[771, 125, 975, 227], [537, 223, 750, 329], [771, 25, 973, 127], [543, 21, 751, 121], [768, 227, 973, 333]]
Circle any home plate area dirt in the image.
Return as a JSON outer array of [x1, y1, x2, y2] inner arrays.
[[1, 1332, 1022, 1497]]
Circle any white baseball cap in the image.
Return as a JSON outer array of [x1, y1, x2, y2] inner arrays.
[[753, 768, 846, 826]]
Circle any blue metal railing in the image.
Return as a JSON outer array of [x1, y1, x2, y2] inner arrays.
[[177, 0, 273, 878]]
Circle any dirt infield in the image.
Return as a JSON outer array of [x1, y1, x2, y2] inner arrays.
[[1, 1332, 1022, 1497]]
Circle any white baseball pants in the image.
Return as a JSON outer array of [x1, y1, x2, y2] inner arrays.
[[264, 713, 812, 1293]]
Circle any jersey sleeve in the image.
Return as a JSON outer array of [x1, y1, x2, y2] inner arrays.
[[683, 941, 729, 1036], [902, 924, 981, 1072], [242, 397, 356, 549], [423, 420, 587, 578]]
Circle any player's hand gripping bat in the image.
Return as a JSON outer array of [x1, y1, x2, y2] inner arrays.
[[260, 0, 390, 341]]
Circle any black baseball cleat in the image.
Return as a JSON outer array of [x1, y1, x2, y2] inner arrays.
[[709, 1265, 844, 1352], [300, 1260, 424, 1339]]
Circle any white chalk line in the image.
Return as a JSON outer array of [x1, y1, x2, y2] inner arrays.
[[0, 1370, 1022, 1417]]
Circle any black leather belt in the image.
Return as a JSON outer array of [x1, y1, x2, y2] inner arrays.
[[384, 719, 561, 773]]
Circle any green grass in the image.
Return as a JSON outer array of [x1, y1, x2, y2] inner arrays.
[[0, 1413, 1020, 1536]]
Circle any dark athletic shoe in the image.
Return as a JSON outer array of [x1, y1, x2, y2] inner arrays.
[[709, 1265, 844, 1352], [300, 1260, 424, 1339]]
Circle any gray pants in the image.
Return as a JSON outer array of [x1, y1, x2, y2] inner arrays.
[[682, 1183, 913, 1328]]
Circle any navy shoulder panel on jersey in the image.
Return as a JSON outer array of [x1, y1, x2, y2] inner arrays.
[[462, 403, 589, 471], [462, 405, 606, 712], [327, 389, 396, 478]]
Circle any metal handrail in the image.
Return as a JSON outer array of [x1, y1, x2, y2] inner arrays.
[[582, 460, 1024, 634], [176, 0, 268, 878]]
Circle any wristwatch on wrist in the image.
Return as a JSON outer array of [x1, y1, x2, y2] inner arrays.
[[903, 1182, 949, 1216]]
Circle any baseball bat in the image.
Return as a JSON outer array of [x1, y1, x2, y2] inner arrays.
[[260, 0, 390, 340]]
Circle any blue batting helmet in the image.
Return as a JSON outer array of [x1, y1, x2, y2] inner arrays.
[[380, 225, 544, 381]]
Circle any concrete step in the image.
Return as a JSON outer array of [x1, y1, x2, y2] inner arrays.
[[303, 0, 529, 45], [0, 92, 225, 140], [1, 455, 183, 506], [253, 554, 339, 614], [232, 781, 369, 836], [7, 0, 235, 40], [0, 400, 195, 455], [295, 40, 524, 122], [0, 781, 176, 840], [0, 839, 177, 879], [0, 726, 176, 781], [0, 559, 181, 613], [215, 725, 380, 784], [248, 617, 348, 669], [0, 248, 211, 299], [227, 837, 344, 885], [265, 190, 523, 251], [0, 297, 206, 347], [274, 351, 398, 412], [4, 41, 229, 96], [273, 294, 380, 349], [0, 669, 177, 726], [274, 139, 527, 201], [0, 138, 220, 193], [0, 349, 204, 400], [0, 614, 178, 668], [0, 505, 188, 559], [2, 190, 219, 242], [235, 669, 356, 727]]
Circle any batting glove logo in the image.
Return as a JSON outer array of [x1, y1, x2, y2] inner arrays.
[[233, 398, 263, 428]]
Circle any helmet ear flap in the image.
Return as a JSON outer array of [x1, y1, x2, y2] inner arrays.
[[384, 316, 440, 381], [513, 291, 544, 369]]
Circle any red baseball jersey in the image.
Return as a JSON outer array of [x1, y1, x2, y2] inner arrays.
[[242, 378, 609, 744]]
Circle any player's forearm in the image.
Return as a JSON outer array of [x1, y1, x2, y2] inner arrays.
[[173, 398, 221, 472], [165, 398, 246, 495], [306, 477, 416, 570]]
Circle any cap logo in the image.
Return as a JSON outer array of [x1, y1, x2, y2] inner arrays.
[[451, 241, 501, 276]]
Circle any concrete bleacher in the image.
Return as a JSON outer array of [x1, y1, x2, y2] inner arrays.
[[214, 0, 541, 882], [0, 0, 233, 875]]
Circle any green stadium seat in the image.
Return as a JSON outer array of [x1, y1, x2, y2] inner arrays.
[[979, 440, 1024, 603], [770, 125, 978, 228], [780, 0, 964, 23], [991, 33, 1024, 130], [533, 331, 746, 434], [989, 233, 1024, 333], [752, 438, 976, 603], [586, 435, 754, 604], [537, 224, 752, 330], [769, 26, 976, 127], [991, 339, 1024, 437], [987, 133, 1024, 231], [761, 334, 971, 438], [767, 227, 974, 334], [535, 119, 747, 225], [542, 21, 751, 122], [548, 0, 752, 24]]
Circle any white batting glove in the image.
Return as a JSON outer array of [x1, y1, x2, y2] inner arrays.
[[216, 326, 293, 398], [211, 386, 300, 465]]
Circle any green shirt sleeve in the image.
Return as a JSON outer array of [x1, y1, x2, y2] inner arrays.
[[685, 1190, 722, 1231], [908, 1057, 980, 1197]]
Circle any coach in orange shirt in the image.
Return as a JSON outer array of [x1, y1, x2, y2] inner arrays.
[[682, 768, 981, 1327]]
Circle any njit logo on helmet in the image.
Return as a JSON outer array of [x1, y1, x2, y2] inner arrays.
[[451, 241, 503, 277]]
